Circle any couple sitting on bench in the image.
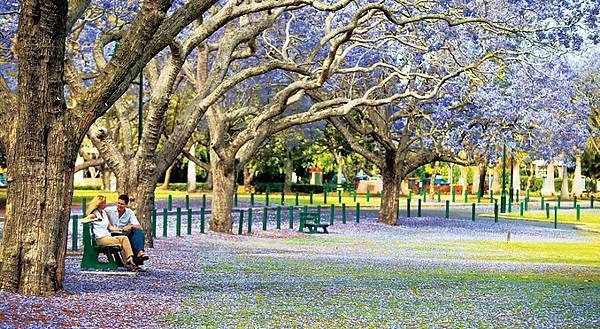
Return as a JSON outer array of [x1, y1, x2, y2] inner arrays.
[[83, 194, 149, 272]]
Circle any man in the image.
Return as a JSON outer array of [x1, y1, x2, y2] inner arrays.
[[105, 194, 149, 265]]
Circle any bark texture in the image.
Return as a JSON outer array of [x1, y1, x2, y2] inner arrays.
[[209, 156, 235, 233], [379, 160, 401, 225], [0, 0, 72, 295]]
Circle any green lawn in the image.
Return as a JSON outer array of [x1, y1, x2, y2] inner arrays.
[[164, 236, 600, 328], [481, 209, 600, 233]]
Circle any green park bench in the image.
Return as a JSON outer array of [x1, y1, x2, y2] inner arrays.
[[299, 211, 329, 234], [81, 222, 124, 271]]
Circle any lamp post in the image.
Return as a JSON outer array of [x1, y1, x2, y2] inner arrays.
[[138, 72, 143, 144], [509, 155, 514, 206], [501, 144, 507, 213]]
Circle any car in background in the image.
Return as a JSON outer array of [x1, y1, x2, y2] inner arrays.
[[409, 175, 451, 192], [0, 173, 6, 187]]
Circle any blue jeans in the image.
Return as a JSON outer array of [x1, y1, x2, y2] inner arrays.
[[127, 228, 145, 254]]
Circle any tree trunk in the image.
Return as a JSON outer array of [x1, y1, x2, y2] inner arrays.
[[210, 156, 236, 233], [129, 179, 159, 248], [205, 171, 213, 190], [243, 163, 255, 192], [526, 162, 534, 192], [101, 166, 111, 191], [283, 153, 293, 193], [460, 165, 467, 196], [572, 157, 583, 197], [512, 160, 521, 192], [187, 144, 197, 193], [541, 161, 556, 196], [0, 0, 71, 295], [560, 165, 570, 199], [472, 165, 480, 194], [492, 162, 502, 194], [429, 161, 438, 199], [158, 164, 174, 190], [378, 160, 401, 225], [479, 162, 487, 197]]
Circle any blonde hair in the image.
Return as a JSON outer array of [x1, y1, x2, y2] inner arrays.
[[86, 195, 106, 215]]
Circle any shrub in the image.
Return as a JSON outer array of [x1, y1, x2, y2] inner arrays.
[[74, 185, 102, 190]]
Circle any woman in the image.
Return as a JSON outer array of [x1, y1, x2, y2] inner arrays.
[[83, 195, 141, 272]]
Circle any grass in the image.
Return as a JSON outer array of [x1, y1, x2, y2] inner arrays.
[[480, 209, 600, 233], [165, 252, 599, 328], [162, 217, 600, 327]]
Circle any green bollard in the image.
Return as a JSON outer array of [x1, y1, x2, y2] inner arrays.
[[356, 203, 360, 223], [202, 194, 206, 208], [262, 207, 268, 231], [163, 208, 168, 237], [330, 204, 335, 225], [276, 206, 281, 229], [187, 208, 192, 235], [541, 196, 545, 210], [557, 196, 561, 208], [494, 203, 498, 223], [554, 206, 558, 229], [295, 192, 299, 206], [168, 194, 173, 211], [417, 199, 422, 217], [422, 190, 426, 204], [289, 206, 294, 229], [464, 191, 468, 203], [407, 199, 411, 217], [520, 202, 524, 217], [234, 193, 238, 207], [477, 190, 481, 204], [324, 189, 328, 204], [525, 197, 529, 211], [471, 203, 476, 221], [200, 208, 205, 233], [353, 190, 357, 202], [366, 190, 370, 202], [338, 190, 342, 204], [281, 191, 285, 205], [489, 190, 493, 204], [508, 200, 512, 213], [238, 210, 244, 235], [342, 203, 347, 224], [576, 204, 581, 221], [452, 189, 455, 203], [546, 203, 550, 219], [176, 207, 181, 237], [72, 215, 78, 251], [445, 200, 449, 219], [247, 208, 253, 233], [438, 190, 442, 203], [309, 192, 313, 204], [152, 209, 157, 238], [82, 198, 87, 216], [573, 196, 577, 209], [266, 191, 270, 206], [250, 193, 255, 206], [186, 194, 190, 209], [516, 190, 519, 203]]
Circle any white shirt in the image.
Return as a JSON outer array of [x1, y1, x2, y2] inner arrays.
[[91, 209, 112, 239], [105, 206, 140, 228]]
